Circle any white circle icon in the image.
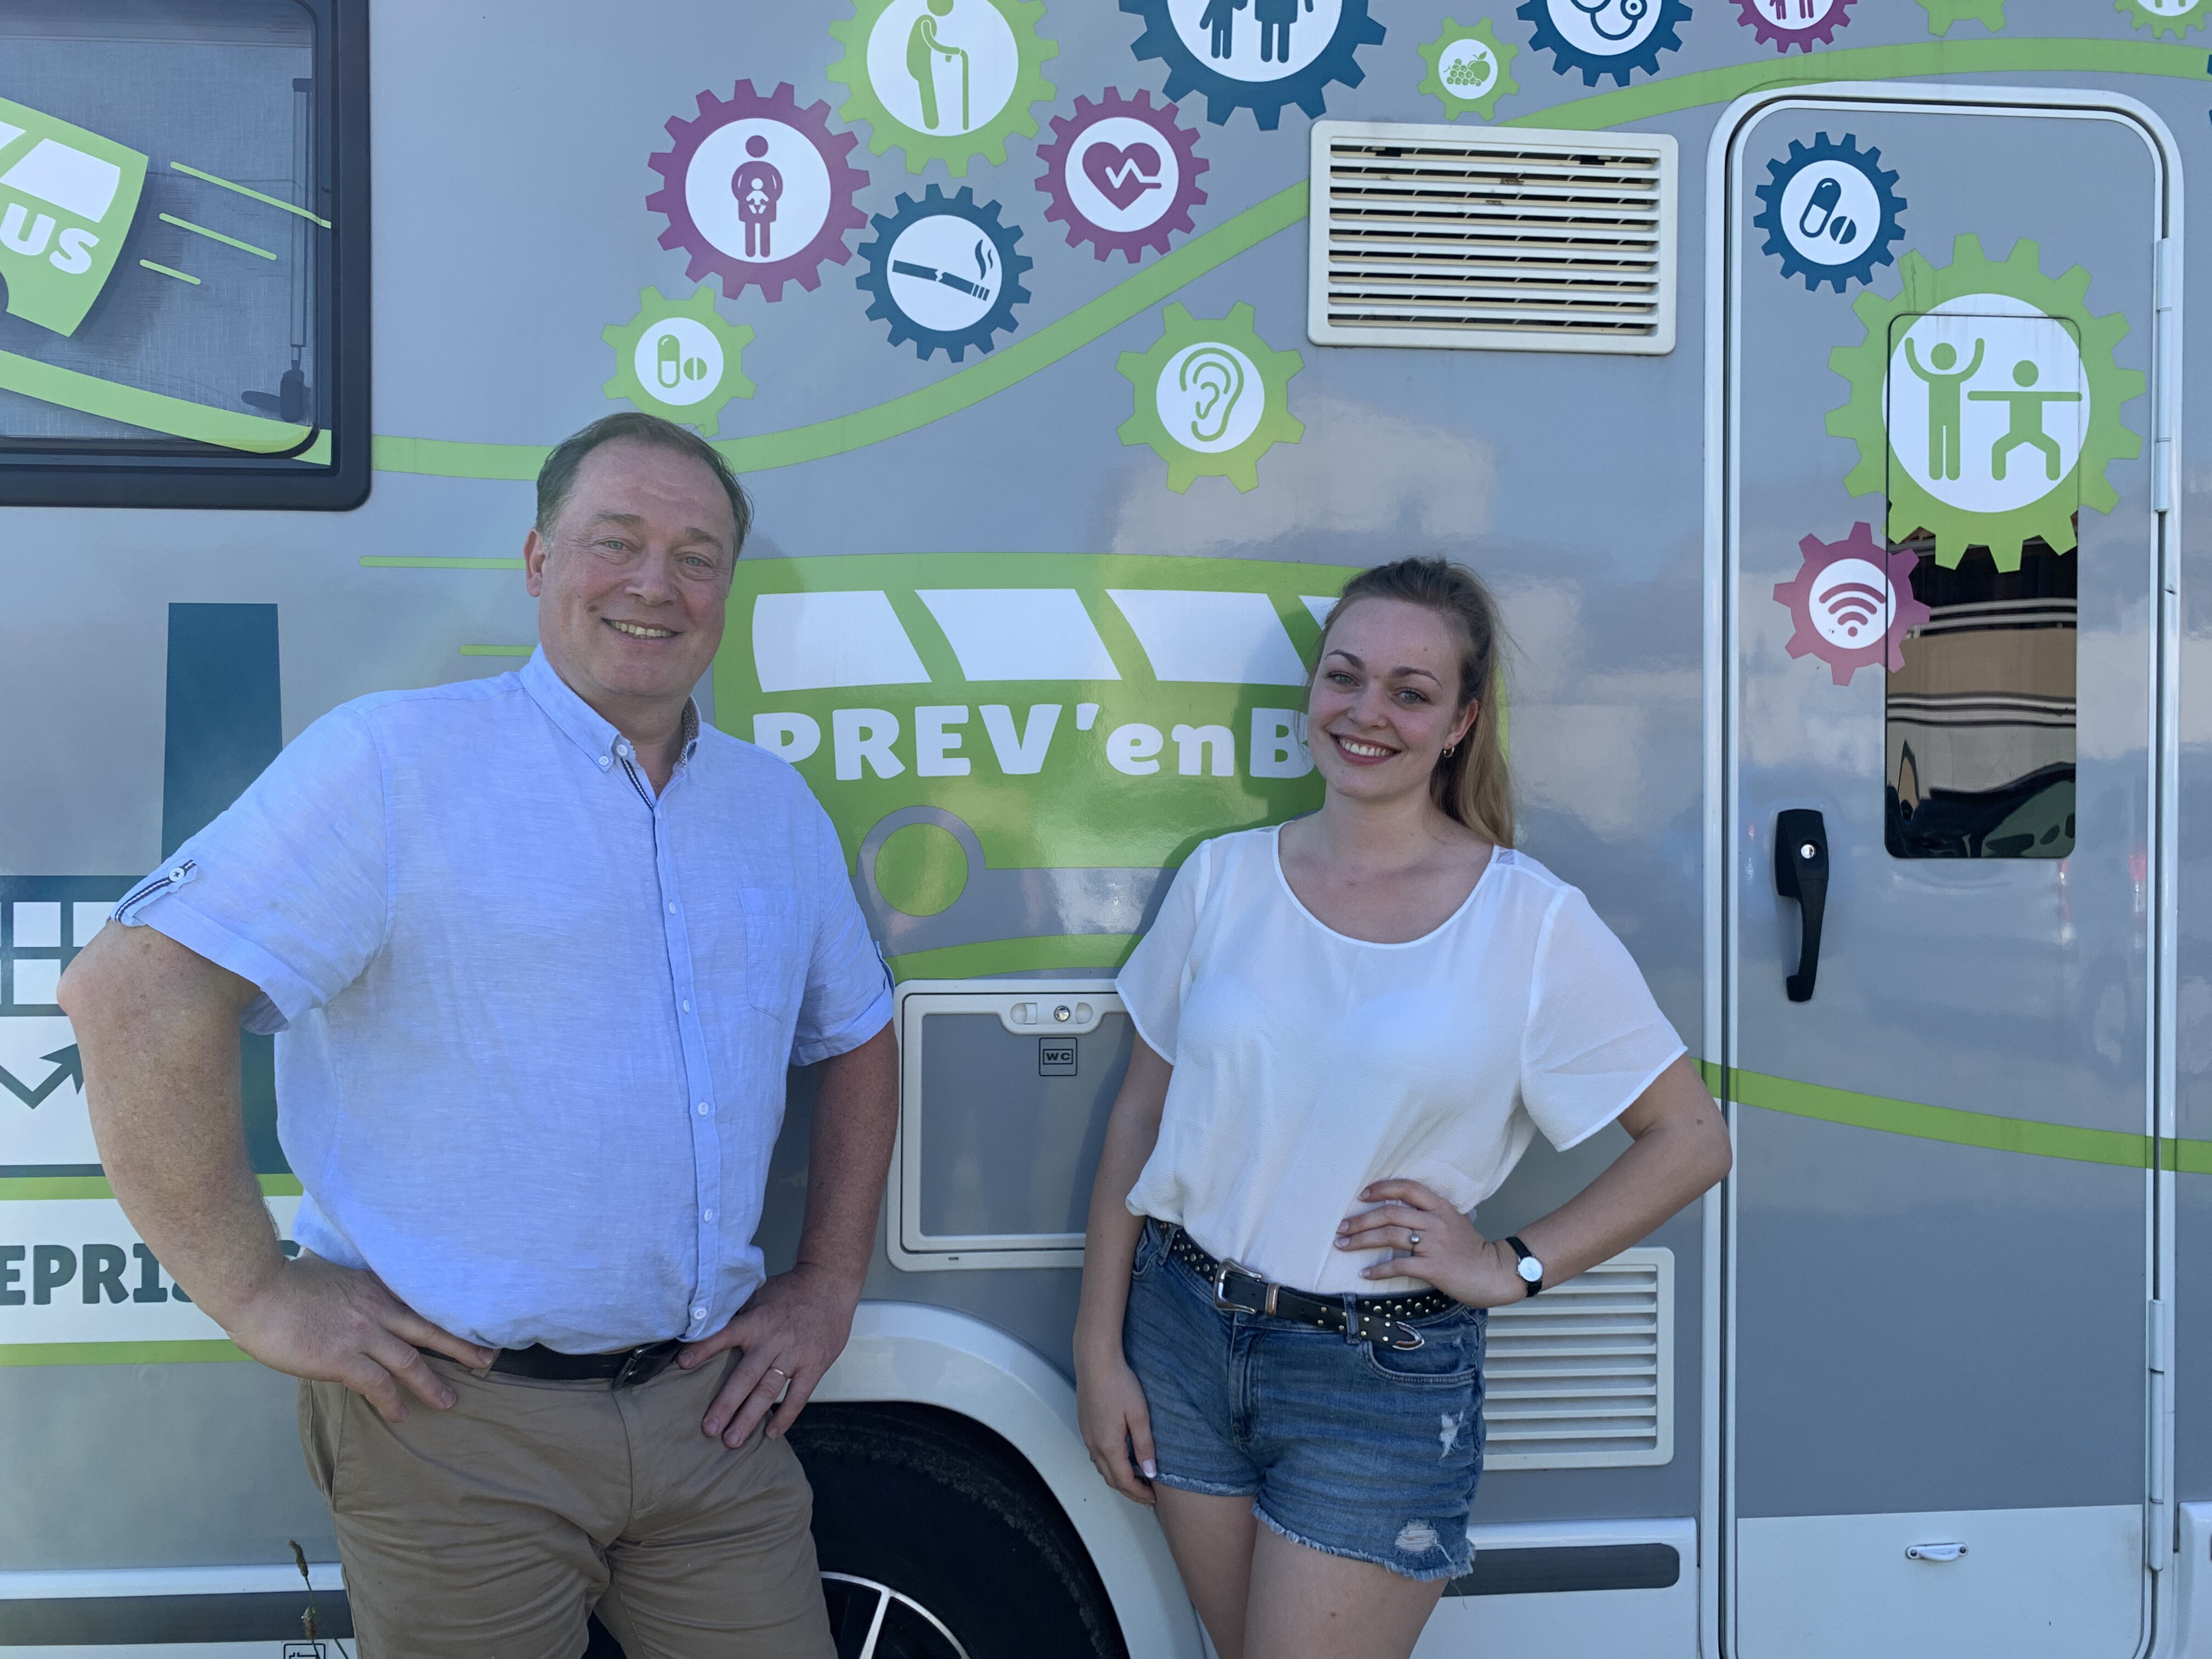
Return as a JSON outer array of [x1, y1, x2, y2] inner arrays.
[[1805, 557, 1893, 651], [1777, 159, 1882, 268], [1164, 0, 1346, 82], [1887, 296, 2087, 515], [1065, 117, 1182, 233], [684, 120, 831, 264], [1437, 37, 1497, 98], [866, 0, 1019, 136], [1541, 0, 1662, 57], [632, 318, 724, 408], [2137, 0, 2200, 15], [1750, 0, 1842, 28], [885, 213, 1002, 334], [1156, 341, 1262, 453]]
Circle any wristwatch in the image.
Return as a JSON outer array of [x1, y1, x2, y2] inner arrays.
[[1504, 1235, 1544, 1297]]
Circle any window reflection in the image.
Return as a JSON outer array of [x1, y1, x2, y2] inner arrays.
[[1884, 536, 2076, 859]]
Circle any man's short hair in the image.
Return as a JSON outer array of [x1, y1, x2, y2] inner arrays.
[[534, 412, 753, 557]]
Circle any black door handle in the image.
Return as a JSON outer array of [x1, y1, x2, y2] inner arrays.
[[1774, 809, 1829, 1003]]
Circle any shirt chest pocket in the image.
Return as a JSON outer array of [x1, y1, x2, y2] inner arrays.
[[737, 888, 806, 1018]]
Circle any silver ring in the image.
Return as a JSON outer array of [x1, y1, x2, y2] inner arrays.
[[765, 1365, 789, 1380], [1408, 1232, 1423, 1248]]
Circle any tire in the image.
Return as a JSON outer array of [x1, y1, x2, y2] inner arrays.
[[583, 1402, 1127, 1659], [794, 1401, 1128, 1659]]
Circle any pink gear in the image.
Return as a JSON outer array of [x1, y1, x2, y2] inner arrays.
[[647, 81, 870, 303], [1773, 522, 1931, 687], [1034, 89, 1209, 265], [1732, 0, 1857, 52]]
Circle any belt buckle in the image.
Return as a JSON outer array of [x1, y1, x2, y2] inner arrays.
[[611, 1342, 674, 1390], [1211, 1259, 1275, 1316], [1385, 1321, 1426, 1352]]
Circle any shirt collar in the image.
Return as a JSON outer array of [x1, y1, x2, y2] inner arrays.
[[521, 647, 701, 776]]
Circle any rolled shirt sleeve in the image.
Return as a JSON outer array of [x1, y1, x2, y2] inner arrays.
[[1517, 887, 1687, 1152], [788, 793, 893, 1067], [114, 707, 389, 1034]]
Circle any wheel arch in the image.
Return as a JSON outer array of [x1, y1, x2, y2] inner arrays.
[[814, 1300, 1206, 1659]]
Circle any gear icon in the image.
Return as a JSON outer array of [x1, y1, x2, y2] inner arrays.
[[1827, 234, 2145, 570], [1120, 0, 1387, 132], [1915, 0, 2006, 33], [2115, 0, 2209, 38], [1772, 523, 1931, 687], [1117, 302, 1304, 493], [1734, 0, 1857, 53], [1036, 89, 1208, 264], [827, 0, 1058, 177], [1516, 0, 1690, 87], [647, 82, 870, 304], [856, 185, 1032, 362], [1417, 18, 1520, 120], [601, 284, 757, 436], [1752, 132, 1905, 294]]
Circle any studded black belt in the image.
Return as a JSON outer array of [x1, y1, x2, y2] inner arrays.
[[487, 1338, 682, 1388], [1157, 1223, 1459, 1352]]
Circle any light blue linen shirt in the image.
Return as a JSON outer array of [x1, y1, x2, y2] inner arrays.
[[115, 649, 891, 1353]]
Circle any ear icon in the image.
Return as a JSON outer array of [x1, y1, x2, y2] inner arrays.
[[1180, 346, 1245, 444]]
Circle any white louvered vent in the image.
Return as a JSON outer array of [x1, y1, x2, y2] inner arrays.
[[1480, 1246, 1672, 1469], [1308, 121, 1677, 354]]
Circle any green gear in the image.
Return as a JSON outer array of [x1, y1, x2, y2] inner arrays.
[[2114, 0, 2209, 38], [827, 0, 1058, 177], [1915, 0, 2007, 33], [1826, 234, 2143, 571], [1117, 302, 1304, 493], [601, 284, 756, 437], [1417, 17, 1519, 121]]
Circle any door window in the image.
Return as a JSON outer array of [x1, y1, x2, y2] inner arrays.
[[0, 0, 366, 508]]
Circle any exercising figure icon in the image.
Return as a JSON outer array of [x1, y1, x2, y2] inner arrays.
[[731, 134, 782, 259], [1902, 336, 1985, 482], [1969, 359, 2082, 482], [907, 0, 970, 131]]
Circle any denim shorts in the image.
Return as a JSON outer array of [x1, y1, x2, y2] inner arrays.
[[1121, 1218, 1486, 1582]]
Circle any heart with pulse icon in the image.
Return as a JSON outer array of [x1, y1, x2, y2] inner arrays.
[[1081, 140, 1164, 212]]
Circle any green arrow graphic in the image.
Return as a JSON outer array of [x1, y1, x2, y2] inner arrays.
[[0, 1044, 83, 1109]]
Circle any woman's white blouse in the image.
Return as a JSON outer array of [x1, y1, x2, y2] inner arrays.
[[1116, 826, 1685, 1295]]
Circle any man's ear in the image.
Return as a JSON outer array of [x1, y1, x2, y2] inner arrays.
[[522, 527, 548, 597]]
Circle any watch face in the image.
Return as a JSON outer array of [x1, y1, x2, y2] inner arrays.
[[1517, 1257, 1544, 1282]]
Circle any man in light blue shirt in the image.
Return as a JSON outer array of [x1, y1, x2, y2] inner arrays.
[[60, 413, 894, 1658]]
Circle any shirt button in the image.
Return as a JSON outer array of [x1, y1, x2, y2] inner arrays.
[[597, 754, 611, 769], [697, 1101, 711, 1116], [702, 1208, 716, 1222], [667, 901, 677, 915], [692, 1305, 707, 1321], [681, 999, 692, 1013]]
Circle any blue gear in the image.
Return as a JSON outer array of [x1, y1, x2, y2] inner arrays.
[[1752, 132, 1907, 294], [1515, 0, 1690, 88], [1119, 0, 1387, 131], [855, 185, 1034, 363]]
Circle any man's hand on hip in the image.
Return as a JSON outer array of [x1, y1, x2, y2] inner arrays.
[[679, 1262, 860, 1447], [221, 1253, 496, 1424]]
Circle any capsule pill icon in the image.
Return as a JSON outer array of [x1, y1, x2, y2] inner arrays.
[[1798, 176, 1841, 239], [657, 331, 682, 390]]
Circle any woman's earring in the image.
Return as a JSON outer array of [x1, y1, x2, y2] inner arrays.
[[1443, 743, 1457, 758]]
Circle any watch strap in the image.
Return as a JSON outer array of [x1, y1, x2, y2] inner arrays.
[[1504, 1234, 1542, 1297]]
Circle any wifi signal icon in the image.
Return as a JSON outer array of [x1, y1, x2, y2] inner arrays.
[[1819, 579, 1887, 640]]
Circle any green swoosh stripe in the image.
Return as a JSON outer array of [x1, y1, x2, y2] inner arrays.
[[1701, 1060, 2212, 1172], [0, 38, 2199, 468], [0, 1172, 302, 1201]]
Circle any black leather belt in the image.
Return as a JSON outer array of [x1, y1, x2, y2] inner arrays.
[[1159, 1224, 1458, 1352], [487, 1339, 682, 1388]]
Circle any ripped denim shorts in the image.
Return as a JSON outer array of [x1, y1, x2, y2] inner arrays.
[[1121, 1218, 1486, 1582]]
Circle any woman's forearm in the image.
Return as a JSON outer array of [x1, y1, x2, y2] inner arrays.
[[1074, 1040, 1172, 1363]]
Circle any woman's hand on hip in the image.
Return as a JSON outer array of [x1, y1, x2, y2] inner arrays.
[[1335, 1178, 1525, 1308], [1075, 1352, 1159, 1506]]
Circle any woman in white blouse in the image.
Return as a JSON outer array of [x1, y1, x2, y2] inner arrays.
[[1075, 557, 1731, 1659]]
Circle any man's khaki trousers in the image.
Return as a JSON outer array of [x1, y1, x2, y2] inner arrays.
[[298, 1351, 835, 1659]]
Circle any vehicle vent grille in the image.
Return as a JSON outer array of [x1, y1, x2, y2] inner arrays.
[[1308, 121, 1677, 354], [1480, 1247, 1673, 1469]]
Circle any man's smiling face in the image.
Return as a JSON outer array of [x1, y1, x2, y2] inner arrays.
[[523, 438, 734, 728]]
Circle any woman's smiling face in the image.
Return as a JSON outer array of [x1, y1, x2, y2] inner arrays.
[[1306, 597, 1479, 804]]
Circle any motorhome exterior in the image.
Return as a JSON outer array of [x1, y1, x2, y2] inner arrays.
[[2, 1, 2208, 1655]]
